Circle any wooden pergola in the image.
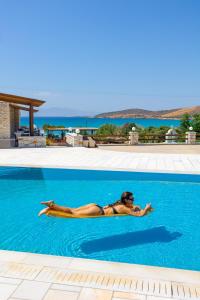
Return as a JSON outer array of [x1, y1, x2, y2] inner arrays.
[[0, 93, 45, 136]]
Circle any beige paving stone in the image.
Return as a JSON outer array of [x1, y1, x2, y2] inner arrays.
[[12, 280, 51, 300], [112, 298, 126, 300], [172, 283, 185, 299], [34, 267, 68, 283], [186, 285, 199, 299], [0, 277, 21, 285], [0, 283, 18, 300], [159, 281, 171, 298], [112, 298, 141, 300], [51, 283, 81, 292], [95, 274, 105, 288], [69, 257, 199, 285], [0, 262, 43, 280], [22, 253, 72, 268], [196, 287, 200, 297], [43, 289, 79, 300], [113, 291, 146, 299], [78, 287, 113, 300], [0, 250, 27, 263], [68, 258, 133, 276], [147, 297, 172, 300]]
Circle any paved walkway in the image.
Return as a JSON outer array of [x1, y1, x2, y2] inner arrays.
[[99, 144, 200, 154], [0, 147, 200, 174], [0, 250, 200, 300]]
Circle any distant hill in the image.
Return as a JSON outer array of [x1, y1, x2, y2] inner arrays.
[[161, 106, 200, 118], [95, 106, 200, 119]]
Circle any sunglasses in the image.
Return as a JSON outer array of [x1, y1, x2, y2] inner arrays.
[[127, 196, 134, 202]]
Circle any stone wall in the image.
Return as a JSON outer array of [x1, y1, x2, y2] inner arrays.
[[0, 139, 15, 148], [0, 102, 20, 139], [18, 136, 46, 148], [0, 101, 10, 138]]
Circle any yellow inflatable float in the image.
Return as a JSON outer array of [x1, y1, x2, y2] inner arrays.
[[46, 208, 153, 219]]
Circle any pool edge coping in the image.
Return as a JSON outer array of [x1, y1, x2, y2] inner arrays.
[[0, 249, 199, 286], [0, 162, 200, 175]]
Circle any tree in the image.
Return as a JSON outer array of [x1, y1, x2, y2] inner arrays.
[[96, 124, 119, 136], [179, 113, 191, 132], [191, 114, 200, 132], [121, 122, 138, 136]]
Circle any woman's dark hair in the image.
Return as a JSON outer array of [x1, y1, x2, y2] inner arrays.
[[120, 192, 133, 204], [108, 191, 133, 207]]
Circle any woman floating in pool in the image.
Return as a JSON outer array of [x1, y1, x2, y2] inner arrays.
[[38, 192, 153, 218]]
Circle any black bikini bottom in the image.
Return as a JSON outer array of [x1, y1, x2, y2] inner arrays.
[[95, 205, 105, 215]]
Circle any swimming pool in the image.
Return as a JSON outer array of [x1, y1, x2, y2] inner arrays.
[[0, 166, 200, 271]]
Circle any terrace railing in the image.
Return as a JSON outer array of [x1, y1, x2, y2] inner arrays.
[[138, 134, 186, 144], [196, 134, 200, 143], [46, 132, 200, 146], [89, 133, 199, 145], [88, 135, 129, 144]]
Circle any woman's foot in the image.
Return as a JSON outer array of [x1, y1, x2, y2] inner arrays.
[[41, 200, 54, 207], [38, 207, 50, 217]]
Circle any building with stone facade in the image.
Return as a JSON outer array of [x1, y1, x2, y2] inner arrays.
[[0, 101, 20, 139], [0, 93, 45, 148]]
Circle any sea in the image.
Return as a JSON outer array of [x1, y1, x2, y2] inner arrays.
[[21, 117, 180, 129]]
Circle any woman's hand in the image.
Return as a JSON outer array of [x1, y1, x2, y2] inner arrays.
[[145, 203, 152, 210]]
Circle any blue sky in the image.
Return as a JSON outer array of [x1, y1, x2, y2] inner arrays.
[[0, 0, 200, 114]]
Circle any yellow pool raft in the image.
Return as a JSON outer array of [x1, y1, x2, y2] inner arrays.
[[46, 208, 153, 219]]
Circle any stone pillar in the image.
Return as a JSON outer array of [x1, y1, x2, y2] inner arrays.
[[0, 101, 10, 138], [185, 131, 196, 144], [129, 131, 139, 145]]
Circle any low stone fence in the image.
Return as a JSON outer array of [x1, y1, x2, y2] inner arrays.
[[18, 136, 46, 148], [0, 139, 15, 148], [129, 131, 198, 145]]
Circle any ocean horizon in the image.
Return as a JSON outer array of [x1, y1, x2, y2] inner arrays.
[[21, 116, 180, 129]]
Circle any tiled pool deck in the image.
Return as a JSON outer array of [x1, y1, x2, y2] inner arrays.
[[0, 147, 200, 299], [0, 250, 200, 300], [0, 147, 200, 174]]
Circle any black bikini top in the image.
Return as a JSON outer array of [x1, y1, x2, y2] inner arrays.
[[112, 206, 119, 214]]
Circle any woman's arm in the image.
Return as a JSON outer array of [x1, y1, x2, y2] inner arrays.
[[129, 203, 152, 217], [133, 205, 141, 212]]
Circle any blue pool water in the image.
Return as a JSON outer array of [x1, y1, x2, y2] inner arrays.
[[0, 167, 199, 271]]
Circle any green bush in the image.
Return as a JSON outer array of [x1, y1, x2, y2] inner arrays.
[[96, 124, 119, 136], [120, 122, 138, 136]]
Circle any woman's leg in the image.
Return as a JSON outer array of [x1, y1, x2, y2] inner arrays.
[[41, 200, 96, 211], [51, 203, 100, 214], [41, 201, 72, 213], [50, 203, 73, 213], [73, 203, 97, 211], [41, 201, 97, 212], [38, 207, 50, 216], [41, 200, 54, 206]]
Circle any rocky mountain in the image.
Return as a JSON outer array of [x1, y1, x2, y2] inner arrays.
[[95, 106, 200, 119]]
